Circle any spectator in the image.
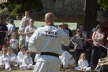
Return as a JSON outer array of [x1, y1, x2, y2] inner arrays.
[[78, 24, 87, 38], [58, 24, 69, 36], [75, 53, 91, 71], [91, 25, 107, 68], [0, 15, 8, 50], [64, 24, 73, 37], [71, 29, 86, 62]]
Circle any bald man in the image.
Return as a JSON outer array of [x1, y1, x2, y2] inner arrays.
[[28, 12, 70, 72]]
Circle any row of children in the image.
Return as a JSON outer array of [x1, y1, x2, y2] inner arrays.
[[0, 46, 92, 71], [0, 46, 34, 71]]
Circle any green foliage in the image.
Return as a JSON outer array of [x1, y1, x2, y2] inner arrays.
[[10, 5, 22, 16], [7, 4, 16, 11], [0, 8, 9, 16], [97, 0, 108, 11], [7, 0, 43, 17]]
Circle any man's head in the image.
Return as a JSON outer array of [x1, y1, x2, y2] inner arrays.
[[44, 12, 55, 25]]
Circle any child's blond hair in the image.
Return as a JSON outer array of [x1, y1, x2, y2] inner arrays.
[[79, 53, 86, 60]]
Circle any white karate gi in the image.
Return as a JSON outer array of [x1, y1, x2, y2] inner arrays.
[[17, 51, 25, 65], [0, 54, 11, 70], [20, 16, 31, 27], [6, 23, 15, 36], [34, 54, 40, 63], [20, 55, 33, 70], [59, 51, 75, 68], [24, 25, 36, 47], [75, 59, 91, 71], [7, 53, 18, 67], [19, 16, 31, 48], [18, 25, 27, 48], [28, 25, 70, 72], [10, 38, 18, 49]]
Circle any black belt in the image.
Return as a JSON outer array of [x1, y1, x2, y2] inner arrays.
[[41, 52, 59, 57]]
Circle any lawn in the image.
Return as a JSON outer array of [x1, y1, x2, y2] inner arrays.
[[14, 20, 77, 30], [0, 69, 90, 72], [0, 70, 32, 72], [0, 70, 81, 72]]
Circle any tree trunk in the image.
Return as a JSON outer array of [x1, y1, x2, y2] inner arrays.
[[84, 0, 97, 31]]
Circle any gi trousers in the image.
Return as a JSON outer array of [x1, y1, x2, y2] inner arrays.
[[33, 55, 60, 72]]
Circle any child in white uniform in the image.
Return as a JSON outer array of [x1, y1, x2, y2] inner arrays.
[[7, 48, 18, 68], [17, 48, 26, 66], [59, 51, 75, 68], [20, 50, 33, 70], [75, 53, 91, 71], [0, 48, 11, 70], [10, 33, 18, 54], [24, 19, 36, 48]]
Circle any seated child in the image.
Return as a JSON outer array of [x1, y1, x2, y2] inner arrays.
[[20, 50, 33, 70], [59, 51, 75, 68], [9, 33, 19, 54], [75, 53, 91, 71], [34, 54, 40, 63], [17, 47, 26, 65], [0, 47, 11, 70], [7, 48, 18, 68]]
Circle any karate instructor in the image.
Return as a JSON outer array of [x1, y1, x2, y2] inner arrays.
[[28, 12, 70, 72]]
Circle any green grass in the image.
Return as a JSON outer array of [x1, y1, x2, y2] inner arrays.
[[0, 70, 81, 72], [14, 20, 77, 30], [0, 70, 32, 72]]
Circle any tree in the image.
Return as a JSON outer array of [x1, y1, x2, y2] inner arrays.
[[97, 0, 108, 11], [84, 0, 97, 31], [7, 0, 43, 17]]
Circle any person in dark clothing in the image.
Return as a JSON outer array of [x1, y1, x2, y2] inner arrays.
[[64, 24, 73, 37], [0, 15, 8, 50], [91, 26, 107, 69]]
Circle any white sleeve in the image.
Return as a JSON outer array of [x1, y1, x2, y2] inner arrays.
[[28, 30, 39, 52], [78, 60, 83, 67]]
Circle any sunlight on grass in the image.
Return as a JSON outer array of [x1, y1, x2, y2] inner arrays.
[[0, 70, 32, 72], [14, 20, 77, 30]]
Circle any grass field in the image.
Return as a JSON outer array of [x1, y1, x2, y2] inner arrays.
[[0, 69, 82, 72], [14, 20, 77, 30], [0, 70, 32, 72]]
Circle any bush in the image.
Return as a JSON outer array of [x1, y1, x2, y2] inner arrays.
[[97, 0, 108, 11], [10, 4, 22, 17]]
